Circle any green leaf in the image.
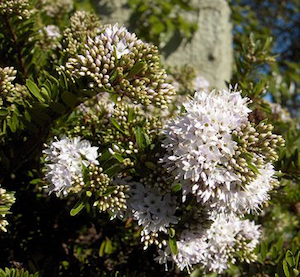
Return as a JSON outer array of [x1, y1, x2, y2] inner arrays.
[[172, 183, 182, 192], [276, 237, 284, 251], [7, 113, 19, 132], [285, 250, 295, 267], [70, 201, 85, 216], [104, 164, 121, 177], [110, 118, 125, 134], [128, 107, 134, 122], [109, 69, 118, 82], [103, 186, 118, 196], [260, 241, 267, 260], [99, 241, 106, 257], [135, 126, 146, 149], [59, 71, 69, 89], [145, 161, 156, 170], [127, 61, 146, 79], [295, 252, 300, 269], [113, 153, 124, 162], [99, 150, 112, 162], [247, 161, 260, 175], [0, 108, 9, 117], [169, 237, 178, 255], [26, 79, 44, 102], [62, 91, 77, 108], [283, 260, 290, 277], [40, 87, 50, 102], [168, 228, 175, 238], [104, 238, 113, 254], [144, 133, 151, 146], [253, 79, 267, 97], [239, 152, 254, 161]]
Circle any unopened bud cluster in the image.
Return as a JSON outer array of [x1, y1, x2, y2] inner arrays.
[[141, 230, 167, 250], [229, 121, 284, 185], [103, 102, 161, 153], [0, 67, 17, 98], [86, 165, 129, 219], [62, 11, 102, 55], [0, 0, 33, 18], [0, 187, 15, 232], [140, 166, 171, 193], [63, 23, 174, 108], [87, 164, 110, 194], [37, 0, 73, 19], [93, 183, 129, 219], [0, 67, 29, 108]]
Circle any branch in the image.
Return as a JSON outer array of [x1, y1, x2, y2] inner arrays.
[[5, 14, 28, 79]]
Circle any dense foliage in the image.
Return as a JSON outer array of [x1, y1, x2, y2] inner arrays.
[[0, 0, 299, 277]]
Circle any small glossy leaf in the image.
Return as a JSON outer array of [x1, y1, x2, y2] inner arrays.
[[104, 164, 121, 177], [110, 118, 125, 134], [104, 238, 113, 254], [168, 228, 175, 238], [135, 126, 146, 149], [40, 87, 50, 102], [260, 241, 267, 260], [128, 107, 134, 122], [247, 161, 260, 175], [283, 260, 290, 277], [0, 108, 8, 117], [172, 183, 182, 192], [295, 252, 300, 269], [70, 201, 85, 216], [103, 186, 118, 196], [99, 241, 106, 257], [127, 61, 146, 79], [276, 237, 284, 251], [26, 79, 44, 102], [285, 250, 295, 267], [113, 153, 124, 162], [169, 237, 178, 255]]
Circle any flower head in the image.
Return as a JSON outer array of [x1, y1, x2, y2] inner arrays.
[[43, 136, 99, 196], [162, 87, 283, 214], [128, 181, 178, 235]]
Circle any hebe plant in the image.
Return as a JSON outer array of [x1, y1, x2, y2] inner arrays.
[[0, 0, 299, 276]]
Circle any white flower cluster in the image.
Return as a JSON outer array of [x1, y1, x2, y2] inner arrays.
[[199, 214, 260, 273], [43, 136, 99, 196], [39, 25, 62, 50], [101, 24, 140, 59], [128, 181, 178, 236], [155, 87, 283, 272], [162, 87, 281, 213], [156, 213, 260, 273]]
